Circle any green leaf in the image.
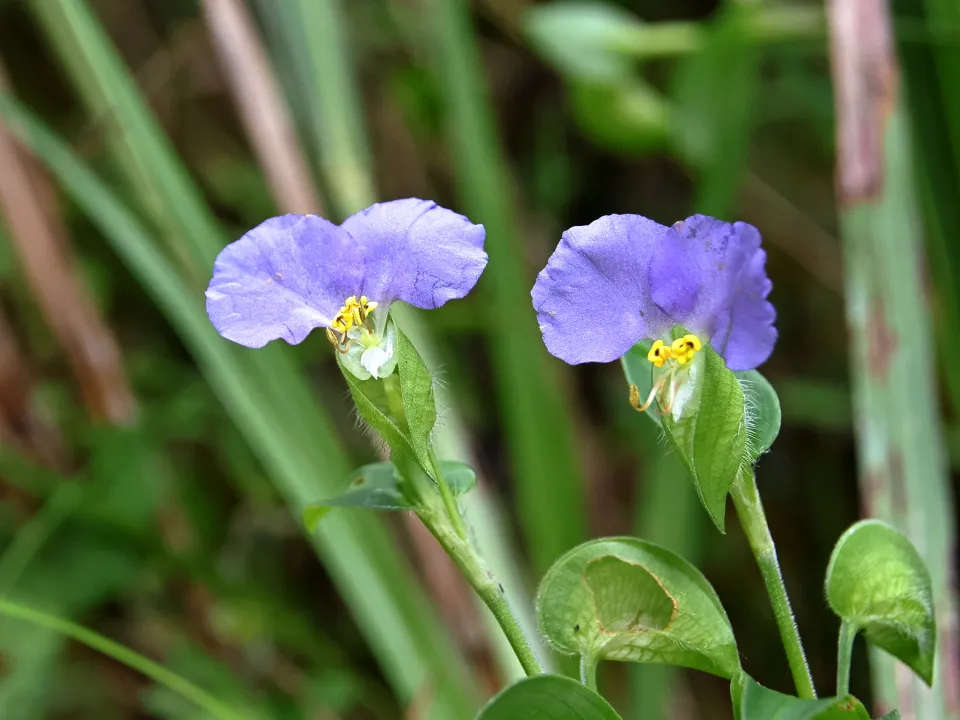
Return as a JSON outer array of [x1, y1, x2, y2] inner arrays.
[[661, 344, 747, 532], [875, 712, 900, 720], [732, 673, 870, 720], [523, 1, 643, 82], [441, 461, 477, 496], [736, 370, 781, 460], [302, 460, 476, 532], [568, 80, 670, 155], [303, 464, 414, 532], [477, 675, 622, 720], [825, 520, 936, 685], [536, 537, 739, 679]]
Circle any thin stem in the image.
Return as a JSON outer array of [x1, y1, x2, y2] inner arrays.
[[580, 653, 598, 691], [428, 448, 469, 541], [421, 510, 544, 677], [836, 619, 857, 696], [0, 599, 249, 720], [731, 470, 817, 699]]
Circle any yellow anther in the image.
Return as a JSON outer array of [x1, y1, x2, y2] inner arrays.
[[647, 340, 674, 368], [671, 334, 702, 365], [329, 295, 379, 342]]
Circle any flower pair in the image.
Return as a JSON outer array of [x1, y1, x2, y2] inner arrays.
[[206, 199, 776, 378]]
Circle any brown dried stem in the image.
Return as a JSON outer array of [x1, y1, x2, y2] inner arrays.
[[0, 68, 136, 425]]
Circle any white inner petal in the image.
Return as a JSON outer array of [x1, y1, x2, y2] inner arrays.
[[361, 346, 389, 378]]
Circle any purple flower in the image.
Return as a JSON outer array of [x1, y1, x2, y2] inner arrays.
[[532, 214, 776, 372], [206, 198, 487, 378]]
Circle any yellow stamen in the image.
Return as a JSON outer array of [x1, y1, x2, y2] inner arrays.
[[671, 334, 702, 365], [329, 295, 379, 345], [647, 339, 674, 368], [633, 333, 702, 415]]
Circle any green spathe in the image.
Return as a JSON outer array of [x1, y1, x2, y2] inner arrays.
[[338, 324, 437, 477], [536, 537, 739, 678], [660, 344, 746, 532], [622, 338, 782, 532], [825, 520, 936, 685]]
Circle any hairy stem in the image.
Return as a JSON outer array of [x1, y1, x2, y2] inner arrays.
[[421, 508, 544, 677], [731, 470, 817, 699]]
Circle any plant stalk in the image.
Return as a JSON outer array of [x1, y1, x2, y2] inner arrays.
[[580, 653, 599, 692], [836, 619, 857, 697], [383, 380, 542, 677], [421, 509, 544, 677], [731, 470, 817, 699]]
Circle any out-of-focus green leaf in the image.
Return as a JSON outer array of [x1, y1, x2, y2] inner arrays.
[[672, 3, 760, 215], [477, 675, 623, 720], [568, 80, 670, 154], [825, 520, 936, 685], [441, 461, 477, 496], [536, 537, 739, 678], [524, 1, 643, 82], [304, 464, 414, 532]]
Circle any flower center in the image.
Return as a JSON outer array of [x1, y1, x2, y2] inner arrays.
[[326, 295, 378, 350], [631, 333, 703, 415]]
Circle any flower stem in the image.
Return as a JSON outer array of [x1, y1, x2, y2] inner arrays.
[[836, 619, 857, 696], [580, 653, 599, 691], [421, 509, 544, 677], [731, 470, 817, 699]]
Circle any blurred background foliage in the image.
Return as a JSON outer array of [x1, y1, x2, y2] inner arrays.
[[0, 0, 957, 718]]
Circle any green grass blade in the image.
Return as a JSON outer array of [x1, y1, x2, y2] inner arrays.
[[827, 1, 959, 711], [30, 0, 222, 274], [289, 0, 374, 216], [0, 599, 251, 720], [424, 0, 586, 576], [0, 93, 477, 718], [672, 2, 760, 215]]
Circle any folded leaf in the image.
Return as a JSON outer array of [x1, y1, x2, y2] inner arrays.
[[537, 537, 739, 678], [825, 520, 936, 685]]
